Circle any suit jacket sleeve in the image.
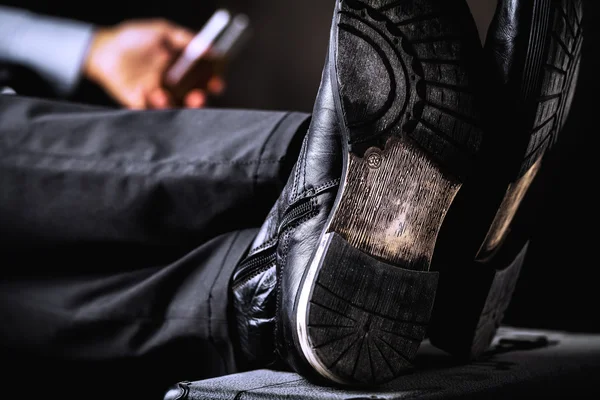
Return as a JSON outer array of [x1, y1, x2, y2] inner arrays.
[[0, 5, 94, 96]]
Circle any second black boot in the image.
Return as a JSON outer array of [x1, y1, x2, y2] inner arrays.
[[428, 0, 583, 360]]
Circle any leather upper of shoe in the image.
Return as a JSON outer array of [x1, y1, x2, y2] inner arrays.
[[485, 0, 542, 98], [273, 51, 344, 376], [230, 201, 280, 371], [231, 51, 343, 372], [485, 0, 521, 85]]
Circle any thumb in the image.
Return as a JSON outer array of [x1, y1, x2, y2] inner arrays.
[[164, 26, 194, 50]]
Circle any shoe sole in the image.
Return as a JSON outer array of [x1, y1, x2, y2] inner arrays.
[[294, 0, 484, 386], [476, 0, 583, 262], [429, 0, 583, 359]]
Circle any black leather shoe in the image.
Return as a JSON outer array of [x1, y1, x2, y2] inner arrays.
[[478, 0, 583, 263], [273, 0, 485, 387], [428, 0, 583, 360], [230, 58, 343, 371]]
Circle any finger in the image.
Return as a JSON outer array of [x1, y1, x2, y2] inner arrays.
[[207, 76, 226, 96], [184, 90, 206, 108], [123, 86, 148, 110], [148, 88, 174, 109]]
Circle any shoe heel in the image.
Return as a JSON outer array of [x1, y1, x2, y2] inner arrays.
[[429, 242, 528, 359], [296, 232, 438, 386], [328, 0, 483, 271]]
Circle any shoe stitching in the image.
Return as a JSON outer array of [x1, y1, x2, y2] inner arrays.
[[302, 144, 308, 196], [292, 136, 309, 200], [249, 237, 278, 255], [273, 207, 320, 360], [274, 228, 293, 358], [298, 136, 310, 200], [292, 178, 341, 203]]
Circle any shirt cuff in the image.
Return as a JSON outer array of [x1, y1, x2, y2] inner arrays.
[[0, 7, 95, 96]]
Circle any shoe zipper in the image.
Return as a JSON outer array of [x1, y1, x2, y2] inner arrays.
[[232, 250, 277, 289], [278, 198, 316, 235], [232, 199, 317, 289]]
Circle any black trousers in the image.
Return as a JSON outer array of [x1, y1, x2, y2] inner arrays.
[[0, 94, 309, 397]]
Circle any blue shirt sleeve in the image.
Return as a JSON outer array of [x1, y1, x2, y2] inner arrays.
[[0, 6, 95, 96]]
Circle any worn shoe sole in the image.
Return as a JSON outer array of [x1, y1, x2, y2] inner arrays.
[[428, 0, 583, 359], [293, 0, 484, 386]]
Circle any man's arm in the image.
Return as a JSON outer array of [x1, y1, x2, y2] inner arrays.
[[0, 5, 94, 96]]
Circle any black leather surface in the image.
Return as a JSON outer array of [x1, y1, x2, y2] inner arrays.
[[272, 48, 343, 379], [166, 326, 600, 399], [231, 41, 343, 373], [485, 0, 523, 86]]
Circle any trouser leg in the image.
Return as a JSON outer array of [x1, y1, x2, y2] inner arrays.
[[0, 95, 309, 254], [0, 95, 310, 393], [1, 229, 258, 394]]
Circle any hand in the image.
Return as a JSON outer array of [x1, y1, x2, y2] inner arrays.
[[83, 19, 225, 109]]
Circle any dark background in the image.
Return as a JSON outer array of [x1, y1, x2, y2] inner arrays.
[[1, 0, 598, 333]]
